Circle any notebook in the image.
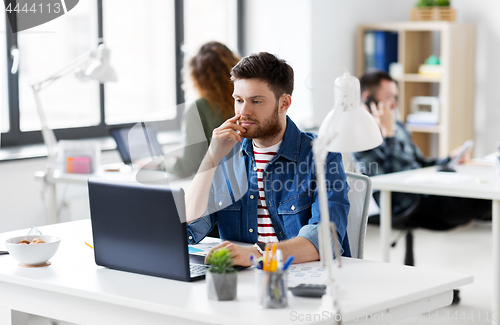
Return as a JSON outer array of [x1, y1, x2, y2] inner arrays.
[[88, 178, 209, 281]]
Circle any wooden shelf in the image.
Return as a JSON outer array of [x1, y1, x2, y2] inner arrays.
[[359, 21, 464, 32], [395, 74, 441, 83], [405, 124, 441, 133], [357, 21, 475, 157]]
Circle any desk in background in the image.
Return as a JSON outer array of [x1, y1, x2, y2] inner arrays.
[[34, 165, 192, 224], [0, 220, 471, 325], [371, 164, 500, 325]]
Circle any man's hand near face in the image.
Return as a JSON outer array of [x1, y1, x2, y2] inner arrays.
[[208, 113, 246, 167], [366, 100, 396, 138], [185, 114, 247, 223]]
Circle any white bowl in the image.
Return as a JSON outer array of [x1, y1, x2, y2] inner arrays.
[[5, 235, 61, 266]]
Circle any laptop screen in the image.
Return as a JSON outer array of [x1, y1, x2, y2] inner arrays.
[[88, 179, 196, 281], [109, 124, 164, 165]]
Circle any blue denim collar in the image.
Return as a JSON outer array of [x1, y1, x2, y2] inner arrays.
[[241, 115, 301, 162]]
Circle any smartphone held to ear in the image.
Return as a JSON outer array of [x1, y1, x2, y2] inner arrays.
[[365, 96, 378, 114]]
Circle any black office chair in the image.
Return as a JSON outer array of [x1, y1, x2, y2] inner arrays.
[[368, 193, 421, 266], [368, 193, 461, 304]]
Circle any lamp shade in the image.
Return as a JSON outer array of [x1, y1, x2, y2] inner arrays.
[[319, 106, 383, 152], [86, 44, 117, 82], [317, 72, 383, 153]]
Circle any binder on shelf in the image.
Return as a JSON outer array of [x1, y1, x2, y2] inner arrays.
[[364, 31, 398, 73], [364, 31, 375, 71]]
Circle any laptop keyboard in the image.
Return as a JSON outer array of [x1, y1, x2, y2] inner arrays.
[[190, 264, 209, 277]]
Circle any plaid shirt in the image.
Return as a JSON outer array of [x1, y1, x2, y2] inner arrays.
[[353, 121, 449, 216]]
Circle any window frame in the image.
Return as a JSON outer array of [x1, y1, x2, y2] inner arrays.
[[1, 0, 186, 148]]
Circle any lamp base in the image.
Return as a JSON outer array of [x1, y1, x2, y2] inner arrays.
[[320, 293, 341, 324]]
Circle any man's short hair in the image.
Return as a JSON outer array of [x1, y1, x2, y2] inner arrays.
[[230, 52, 294, 101], [359, 70, 395, 96]]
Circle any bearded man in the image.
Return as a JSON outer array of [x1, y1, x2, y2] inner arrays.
[[185, 52, 350, 266]]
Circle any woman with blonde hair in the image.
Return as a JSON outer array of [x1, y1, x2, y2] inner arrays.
[[163, 41, 240, 177]]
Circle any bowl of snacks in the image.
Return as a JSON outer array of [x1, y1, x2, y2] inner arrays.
[[5, 235, 61, 266]]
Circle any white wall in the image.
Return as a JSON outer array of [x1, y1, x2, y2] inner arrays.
[[0, 158, 46, 232], [243, 0, 313, 129], [452, 0, 500, 156], [310, 0, 415, 126], [243, 0, 500, 156]]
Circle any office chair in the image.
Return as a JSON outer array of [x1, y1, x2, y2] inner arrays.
[[368, 193, 421, 266], [345, 172, 372, 259]]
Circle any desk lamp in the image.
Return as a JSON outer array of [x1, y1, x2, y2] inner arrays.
[[312, 72, 382, 318], [32, 42, 117, 167], [32, 42, 117, 221]]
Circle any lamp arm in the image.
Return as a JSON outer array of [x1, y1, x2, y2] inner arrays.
[[312, 105, 347, 321], [32, 49, 94, 91], [313, 140, 343, 270], [32, 85, 57, 162], [30, 49, 95, 167], [313, 110, 344, 274], [313, 147, 342, 321], [314, 150, 335, 270]]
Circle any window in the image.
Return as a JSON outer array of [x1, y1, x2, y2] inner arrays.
[[103, 0, 177, 125], [1, 0, 241, 148], [1, 10, 8, 133], [183, 0, 239, 104], [17, 0, 99, 132]]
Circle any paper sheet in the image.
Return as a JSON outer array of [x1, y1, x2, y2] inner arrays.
[[188, 242, 220, 256], [286, 261, 329, 288]]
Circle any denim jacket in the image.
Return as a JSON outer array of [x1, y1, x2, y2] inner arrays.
[[187, 116, 351, 257]]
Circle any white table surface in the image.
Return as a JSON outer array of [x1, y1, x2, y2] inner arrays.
[[371, 165, 500, 200], [0, 220, 472, 325], [34, 165, 193, 224], [370, 164, 500, 325]]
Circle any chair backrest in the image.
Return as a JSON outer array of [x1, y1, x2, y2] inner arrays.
[[345, 171, 372, 259]]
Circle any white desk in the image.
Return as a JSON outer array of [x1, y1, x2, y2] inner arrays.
[[371, 165, 500, 324], [0, 220, 471, 325], [34, 165, 192, 224]]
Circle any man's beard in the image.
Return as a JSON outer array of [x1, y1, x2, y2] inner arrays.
[[240, 103, 282, 140]]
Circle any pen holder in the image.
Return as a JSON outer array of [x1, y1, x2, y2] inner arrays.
[[256, 269, 288, 308]]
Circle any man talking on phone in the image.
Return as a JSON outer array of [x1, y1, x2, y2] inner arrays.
[[354, 70, 491, 231], [184, 52, 350, 266]]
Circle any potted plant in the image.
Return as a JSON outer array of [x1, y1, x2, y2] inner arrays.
[[411, 0, 455, 21], [416, 0, 450, 7], [205, 247, 237, 301]]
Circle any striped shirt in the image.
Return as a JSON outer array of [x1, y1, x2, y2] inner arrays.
[[253, 140, 282, 243]]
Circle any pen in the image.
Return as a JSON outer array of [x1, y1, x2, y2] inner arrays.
[[283, 255, 294, 270], [85, 242, 94, 249], [270, 243, 277, 271], [250, 254, 260, 269], [263, 245, 270, 271], [276, 249, 283, 270], [270, 259, 278, 272]]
